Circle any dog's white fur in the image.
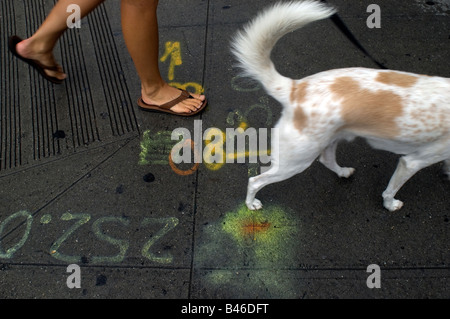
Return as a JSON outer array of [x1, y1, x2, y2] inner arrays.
[[231, 1, 450, 211]]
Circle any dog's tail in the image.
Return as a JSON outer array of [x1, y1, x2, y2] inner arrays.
[[231, 1, 336, 95]]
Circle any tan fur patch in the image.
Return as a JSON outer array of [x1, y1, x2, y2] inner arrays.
[[294, 106, 307, 133], [375, 71, 418, 88], [331, 77, 404, 138], [290, 81, 308, 104], [291, 81, 309, 133]]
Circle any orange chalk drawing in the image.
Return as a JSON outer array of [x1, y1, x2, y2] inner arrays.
[[168, 138, 200, 176], [241, 218, 271, 241]]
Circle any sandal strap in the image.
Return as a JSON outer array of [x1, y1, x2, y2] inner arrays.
[[33, 60, 61, 72], [159, 89, 191, 110]]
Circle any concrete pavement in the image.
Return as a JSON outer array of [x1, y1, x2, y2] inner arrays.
[[0, 0, 449, 299]]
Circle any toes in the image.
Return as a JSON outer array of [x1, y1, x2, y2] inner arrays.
[[173, 96, 204, 113], [45, 66, 67, 80], [246, 199, 263, 210], [339, 167, 355, 178], [384, 198, 404, 212]]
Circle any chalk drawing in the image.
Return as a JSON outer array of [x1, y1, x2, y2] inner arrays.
[[160, 41, 205, 94], [169, 82, 204, 96], [140, 125, 273, 176], [169, 138, 200, 176], [203, 127, 226, 171], [0, 211, 33, 259], [160, 41, 182, 81], [141, 217, 179, 264], [221, 204, 298, 261], [91, 216, 130, 264], [140, 47, 276, 176], [50, 212, 91, 263], [195, 203, 302, 298], [231, 74, 261, 92], [139, 130, 174, 166], [0, 211, 180, 264]]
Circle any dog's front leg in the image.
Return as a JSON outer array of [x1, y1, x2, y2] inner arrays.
[[246, 177, 264, 210]]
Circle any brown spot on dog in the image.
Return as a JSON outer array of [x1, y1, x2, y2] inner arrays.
[[375, 71, 418, 88], [331, 77, 404, 138], [294, 106, 307, 133], [290, 81, 308, 104], [291, 81, 309, 133]]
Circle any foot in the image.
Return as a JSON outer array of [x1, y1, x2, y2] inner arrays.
[[141, 83, 206, 114], [246, 198, 263, 210], [383, 198, 404, 212], [15, 38, 67, 81], [337, 167, 356, 178]]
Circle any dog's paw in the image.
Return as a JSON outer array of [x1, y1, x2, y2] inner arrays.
[[339, 167, 355, 178], [246, 199, 263, 210], [384, 198, 404, 212]]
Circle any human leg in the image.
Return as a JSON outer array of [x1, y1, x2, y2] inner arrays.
[[121, 0, 205, 114], [14, 0, 105, 80]]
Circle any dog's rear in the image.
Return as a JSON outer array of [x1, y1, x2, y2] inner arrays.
[[231, 1, 450, 211], [231, 1, 336, 100]]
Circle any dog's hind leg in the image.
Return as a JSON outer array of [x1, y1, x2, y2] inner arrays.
[[245, 144, 321, 210], [319, 141, 355, 178], [382, 151, 448, 211]]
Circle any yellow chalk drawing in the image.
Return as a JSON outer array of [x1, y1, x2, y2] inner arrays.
[[139, 126, 272, 176], [169, 82, 204, 95], [160, 41, 182, 81], [159, 41, 205, 95], [139, 44, 276, 176], [203, 127, 226, 171]]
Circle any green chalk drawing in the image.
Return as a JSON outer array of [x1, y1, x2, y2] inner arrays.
[[50, 212, 91, 263], [222, 203, 298, 264], [139, 130, 175, 166], [141, 217, 179, 264], [0, 211, 33, 259], [40, 214, 52, 224], [91, 217, 130, 264], [195, 203, 301, 298]]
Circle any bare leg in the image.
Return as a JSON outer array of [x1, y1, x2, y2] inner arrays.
[[15, 0, 105, 80], [121, 0, 205, 114]]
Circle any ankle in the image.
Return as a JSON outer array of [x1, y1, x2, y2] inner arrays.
[[20, 36, 55, 56], [141, 81, 169, 99]]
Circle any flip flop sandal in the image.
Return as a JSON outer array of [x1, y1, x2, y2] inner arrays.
[[8, 35, 65, 84], [137, 89, 207, 116]]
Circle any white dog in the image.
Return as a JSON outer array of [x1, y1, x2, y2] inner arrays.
[[231, 1, 450, 211]]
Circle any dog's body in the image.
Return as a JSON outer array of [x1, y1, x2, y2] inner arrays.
[[231, 1, 450, 211]]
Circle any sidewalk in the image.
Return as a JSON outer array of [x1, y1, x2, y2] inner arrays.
[[0, 0, 449, 299]]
